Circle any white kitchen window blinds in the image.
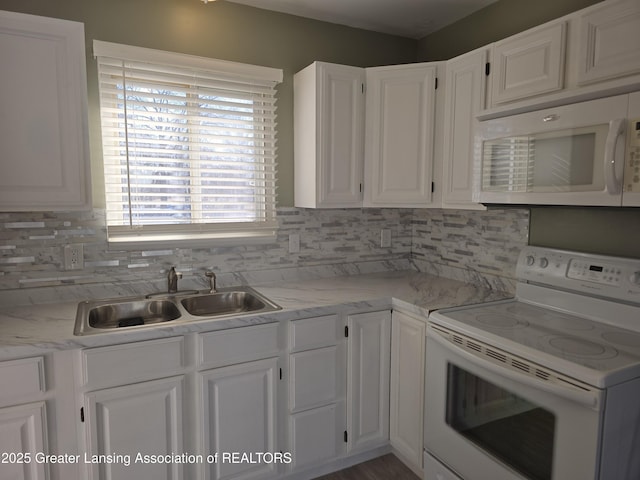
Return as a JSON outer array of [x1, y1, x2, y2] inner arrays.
[[94, 41, 282, 245]]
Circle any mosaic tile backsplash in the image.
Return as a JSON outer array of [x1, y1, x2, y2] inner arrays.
[[0, 206, 528, 293]]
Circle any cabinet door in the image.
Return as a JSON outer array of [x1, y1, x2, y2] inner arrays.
[[294, 62, 365, 208], [577, 0, 640, 85], [390, 311, 426, 473], [0, 401, 48, 480], [489, 21, 566, 106], [347, 310, 391, 452], [289, 402, 345, 471], [364, 65, 437, 207], [0, 11, 90, 211], [84, 376, 184, 480], [442, 48, 487, 210], [201, 358, 278, 480]]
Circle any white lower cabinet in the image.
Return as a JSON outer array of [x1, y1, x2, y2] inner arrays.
[[287, 310, 391, 474], [287, 314, 346, 472], [71, 312, 396, 480], [289, 402, 345, 470], [79, 337, 187, 480], [0, 401, 48, 480], [84, 376, 185, 480], [346, 310, 391, 453], [0, 356, 49, 480], [389, 310, 427, 475], [200, 358, 279, 480]]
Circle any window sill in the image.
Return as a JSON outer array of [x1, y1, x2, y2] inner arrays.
[[107, 230, 277, 250]]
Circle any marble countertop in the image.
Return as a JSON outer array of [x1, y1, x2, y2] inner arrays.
[[0, 270, 511, 360]]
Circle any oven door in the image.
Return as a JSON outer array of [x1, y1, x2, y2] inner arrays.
[[424, 324, 605, 480]]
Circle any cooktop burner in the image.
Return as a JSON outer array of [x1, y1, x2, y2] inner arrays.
[[431, 298, 640, 387], [476, 313, 528, 329], [544, 335, 618, 359]]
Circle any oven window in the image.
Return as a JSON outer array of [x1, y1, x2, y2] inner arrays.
[[446, 364, 556, 480]]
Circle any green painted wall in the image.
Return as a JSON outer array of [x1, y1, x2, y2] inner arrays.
[[416, 0, 601, 61], [0, 0, 416, 207]]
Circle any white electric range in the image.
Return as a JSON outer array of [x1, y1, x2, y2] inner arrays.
[[424, 246, 640, 480]]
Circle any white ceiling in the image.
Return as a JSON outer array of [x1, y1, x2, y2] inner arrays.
[[224, 0, 499, 39]]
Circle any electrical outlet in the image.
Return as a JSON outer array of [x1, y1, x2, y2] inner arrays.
[[381, 229, 391, 248], [63, 244, 84, 270], [289, 233, 300, 253]]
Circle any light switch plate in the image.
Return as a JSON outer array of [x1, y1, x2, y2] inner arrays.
[[289, 234, 300, 253], [381, 229, 391, 248]]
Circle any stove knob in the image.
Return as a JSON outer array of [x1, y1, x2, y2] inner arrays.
[[526, 255, 535, 266], [630, 271, 640, 285], [539, 257, 549, 268]]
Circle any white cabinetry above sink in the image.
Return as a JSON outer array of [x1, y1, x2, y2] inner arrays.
[[294, 61, 442, 209], [0, 10, 91, 211]]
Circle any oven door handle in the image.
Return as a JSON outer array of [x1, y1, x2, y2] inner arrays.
[[428, 329, 602, 410]]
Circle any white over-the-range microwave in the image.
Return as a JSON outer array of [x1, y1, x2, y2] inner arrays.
[[474, 92, 640, 207]]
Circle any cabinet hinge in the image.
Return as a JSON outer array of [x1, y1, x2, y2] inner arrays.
[[344, 431, 348, 443], [344, 325, 349, 338], [80, 407, 84, 423], [279, 368, 283, 380], [435, 77, 438, 90], [485, 62, 491, 76]]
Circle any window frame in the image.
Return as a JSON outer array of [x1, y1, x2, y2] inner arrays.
[[93, 40, 283, 248]]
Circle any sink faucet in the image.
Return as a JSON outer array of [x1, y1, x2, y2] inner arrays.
[[168, 267, 182, 293], [206, 271, 217, 293]]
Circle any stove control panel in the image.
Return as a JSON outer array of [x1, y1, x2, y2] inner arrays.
[[516, 246, 640, 303], [567, 259, 622, 286]]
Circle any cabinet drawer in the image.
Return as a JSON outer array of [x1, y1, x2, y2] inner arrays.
[[0, 357, 45, 403], [290, 314, 341, 352], [290, 346, 341, 412], [81, 337, 185, 389], [198, 323, 280, 369]]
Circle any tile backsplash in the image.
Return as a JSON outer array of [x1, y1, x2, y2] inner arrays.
[[0, 208, 413, 291], [0, 206, 529, 294], [411, 208, 530, 291]]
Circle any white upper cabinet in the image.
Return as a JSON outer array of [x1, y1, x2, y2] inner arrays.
[[294, 62, 365, 208], [576, 0, 640, 86], [0, 10, 91, 211], [441, 48, 488, 210], [364, 64, 438, 207], [489, 20, 566, 106]]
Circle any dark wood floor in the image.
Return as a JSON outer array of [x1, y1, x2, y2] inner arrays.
[[313, 454, 420, 480]]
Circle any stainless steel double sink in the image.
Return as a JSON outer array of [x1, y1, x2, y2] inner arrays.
[[74, 286, 281, 336]]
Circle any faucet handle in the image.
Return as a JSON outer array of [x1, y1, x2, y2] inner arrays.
[[167, 266, 182, 293], [205, 271, 217, 293]]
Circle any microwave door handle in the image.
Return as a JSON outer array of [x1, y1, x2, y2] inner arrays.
[[604, 118, 626, 195], [428, 329, 602, 410]]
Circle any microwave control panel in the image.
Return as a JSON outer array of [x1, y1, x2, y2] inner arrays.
[[626, 118, 640, 193]]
